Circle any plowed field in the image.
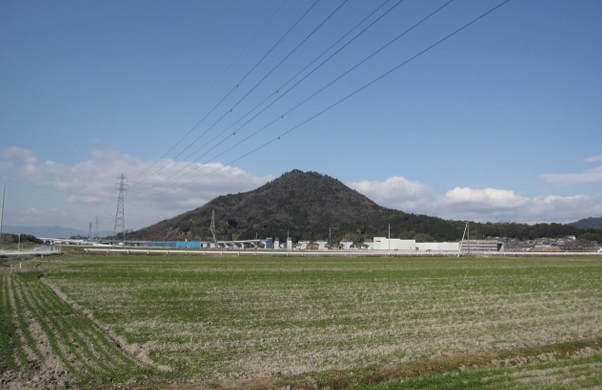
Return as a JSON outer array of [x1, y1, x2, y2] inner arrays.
[[0, 270, 152, 389], [1, 254, 601, 389]]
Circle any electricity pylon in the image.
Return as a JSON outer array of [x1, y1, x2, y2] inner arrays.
[[210, 210, 217, 248], [113, 174, 127, 245], [458, 221, 470, 257]]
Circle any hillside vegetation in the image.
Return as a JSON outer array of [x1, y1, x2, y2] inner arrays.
[[569, 217, 602, 230], [130, 170, 601, 243]]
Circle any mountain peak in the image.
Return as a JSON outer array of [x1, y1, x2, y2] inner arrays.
[[132, 170, 389, 242], [129, 170, 597, 243], [568, 217, 602, 230]]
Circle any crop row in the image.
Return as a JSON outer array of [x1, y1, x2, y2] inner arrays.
[[0, 272, 152, 388], [354, 351, 602, 390], [42, 255, 602, 380]]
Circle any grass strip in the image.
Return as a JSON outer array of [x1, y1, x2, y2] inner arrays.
[[81, 327, 136, 372], [23, 274, 111, 380], [5, 275, 33, 370], [0, 275, 18, 373], [177, 338, 602, 390], [31, 279, 116, 375], [11, 275, 44, 362], [1, 274, 30, 373], [351, 353, 602, 390], [31, 254, 602, 388], [7, 271, 153, 388], [13, 274, 82, 380], [34, 272, 152, 385], [38, 276, 148, 373]]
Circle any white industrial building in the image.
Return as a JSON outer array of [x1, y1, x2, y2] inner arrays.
[[367, 238, 503, 253], [459, 240, 504, 252], [166, 237, 503, 253], [416, 241, 460, 252], [370, 237, 417, 251]]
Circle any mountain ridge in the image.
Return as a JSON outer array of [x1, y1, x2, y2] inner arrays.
[[2, 225, 112, 239], [131, 170, 399, 242], [129, 170, 599, 243], [568, 217, 602, 230]]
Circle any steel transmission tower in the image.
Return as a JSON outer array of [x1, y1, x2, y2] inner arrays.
[[94, 216, 99, 240], [113, 174, 127, 244], [210, 210, 217, 248], [0, 184, 5, 249]]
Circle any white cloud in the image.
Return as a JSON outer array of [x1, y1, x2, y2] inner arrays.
[[0, 146, 36, 173], [585, 155, 602, 163], [3, 146, 600, 230], [540, 166, 602, 186], [541, 156, 602, 185], [129, 161, 271, 212], [24, 208, 45, 216], [443, 187, 527, 209], [0, 147, 273, 229], [349, 176, 601, 224], [349, 176, 432, 211]]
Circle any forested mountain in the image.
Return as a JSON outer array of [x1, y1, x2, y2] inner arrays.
[[130, 170, 600, 243], [568, 217, 602, 230]]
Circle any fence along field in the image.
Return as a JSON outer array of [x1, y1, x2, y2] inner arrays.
[[1, 254, 601, 389]]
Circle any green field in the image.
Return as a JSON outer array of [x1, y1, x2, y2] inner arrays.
[[1, 253, 601, 389]]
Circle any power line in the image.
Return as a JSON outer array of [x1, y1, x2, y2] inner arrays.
[[130, 1, 291, 185], [169, 0, 348, 168], [159, 0, 457, 188], [202, 0, 350, 134], [133, 0, 512, 197], [188, 0, 514, 184], [270, 0, 513, 145], [129, 0, 321, 187], [180, 0, 404, 167], [131, 0, 354, 195], [132, 0, 404, 195]]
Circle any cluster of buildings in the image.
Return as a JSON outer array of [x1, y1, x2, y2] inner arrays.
[[92, 236, 504, 254], [369, 238, 503, 252], [66, 234, 602, 255], [290, 238, 502, 253]]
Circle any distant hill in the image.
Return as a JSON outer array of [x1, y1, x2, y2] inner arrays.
[[2, 225, 112, 239], [568, 217, 602, 230], [1, 233, 42, 247], [131, 170, 460, 242], [130, 170, 594, 243], [3, 225, 87, 238]]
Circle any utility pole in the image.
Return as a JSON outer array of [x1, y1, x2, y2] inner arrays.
[[459, 221, 470, 257], [388, 223, 391, 253], [467, 221, 470, 257], [113, 174, 127, 246], [210, 210, 217, 248], [0, 184, 5, 250]]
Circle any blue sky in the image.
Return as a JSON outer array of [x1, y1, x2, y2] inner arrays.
[[1, 0, 601, 233]]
